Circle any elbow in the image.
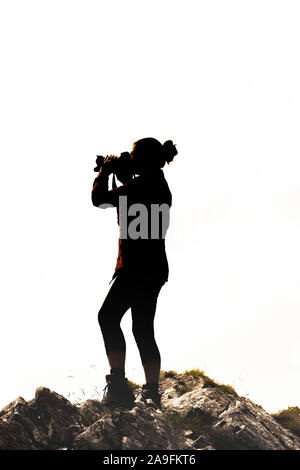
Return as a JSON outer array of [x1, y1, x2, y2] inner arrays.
[[91, 186, 104, 207], [92, 194, 105, 208], [91, 191, 113, 209], [91, 191, 99, 207]]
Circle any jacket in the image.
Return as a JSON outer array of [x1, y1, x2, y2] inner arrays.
[[92, 168, 172, 283]]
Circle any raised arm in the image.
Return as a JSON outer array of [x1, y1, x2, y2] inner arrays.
[[91, 157, 128, 208], [91, 167, 113, 208]]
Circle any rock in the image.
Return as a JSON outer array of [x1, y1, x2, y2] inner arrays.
[[1, 370, 300, 450], [0, 388, 85, 450], [74, 403, 193, 450], [0, 396, 36, 450], [193, 433, 214, 450], [77, 399, 106, 427], [159, 373, 300, 450]]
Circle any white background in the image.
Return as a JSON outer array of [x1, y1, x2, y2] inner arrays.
[[0, 0, 300, 413]]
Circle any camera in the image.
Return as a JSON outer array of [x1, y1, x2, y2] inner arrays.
[[94, 151, 134, 182]]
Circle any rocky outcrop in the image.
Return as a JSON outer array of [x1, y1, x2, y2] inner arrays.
[[0, 388, 85, 450], [159, 372, 300, 450], [74, 403, 193, 450], [0, 371, 299, 450]]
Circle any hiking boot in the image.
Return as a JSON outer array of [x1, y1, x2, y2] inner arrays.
[[102, 374, 136, 409], [141, 383, 162, 410]]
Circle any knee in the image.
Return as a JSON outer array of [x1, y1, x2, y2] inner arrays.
[[98, 307, 111, 332], [98, 304, 123, 336]]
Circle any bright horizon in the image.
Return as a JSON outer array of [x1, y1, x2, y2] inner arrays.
[[1, 0, 300, 413]]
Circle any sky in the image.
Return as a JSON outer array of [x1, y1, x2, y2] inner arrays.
[[0, 0, 300, 413]]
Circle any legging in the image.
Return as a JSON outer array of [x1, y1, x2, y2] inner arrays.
[[98, 271, 164, 365]]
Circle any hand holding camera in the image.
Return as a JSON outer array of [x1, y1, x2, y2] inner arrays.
[[103, 155, 118, 175], [94, 152, 134, 183], [94, 155, 115, 174]]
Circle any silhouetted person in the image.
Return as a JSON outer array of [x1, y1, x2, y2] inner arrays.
[[91, 137, 178, 408]]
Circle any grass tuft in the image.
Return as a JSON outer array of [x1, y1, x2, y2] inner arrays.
[[161, 370, 178, 378], [127, 380, 140, 392], [272, 407, 300, 438], [183, 368, 237, 396]]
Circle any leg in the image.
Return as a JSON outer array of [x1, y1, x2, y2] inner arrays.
[[98, 274, 132, 373], [143, 361, 161, 384], [131, 281, 164, 409], [107, 350, 126, 371], [98, 274, 136, 408], [131, 282, 163, 384]]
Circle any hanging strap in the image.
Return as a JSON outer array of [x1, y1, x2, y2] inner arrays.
[[112, 174, 117, 189]]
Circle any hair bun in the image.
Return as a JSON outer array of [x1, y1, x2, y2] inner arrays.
[[162, 140, 178, 163]]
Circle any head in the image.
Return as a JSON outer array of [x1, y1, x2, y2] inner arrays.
[[130, 137, 178, 174]]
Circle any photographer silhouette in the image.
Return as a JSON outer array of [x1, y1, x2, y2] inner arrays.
[[92, 137, 178, 409]]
